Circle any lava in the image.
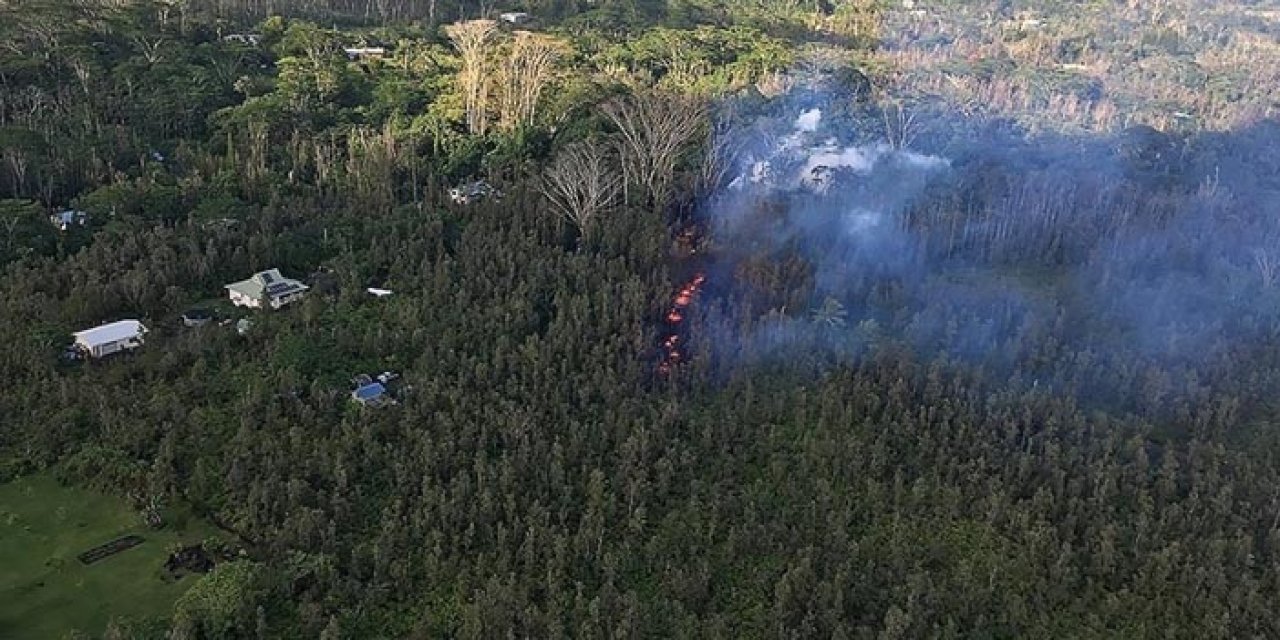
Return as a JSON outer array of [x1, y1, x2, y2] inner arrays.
[[657, 271, 706, 375]]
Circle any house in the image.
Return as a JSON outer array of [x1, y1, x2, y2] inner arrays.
[[50, 209, 88, 231], [500, 12, 531, 24], [366, 287, 393, 297], [181, 309, 213, 327], [344, 47, 386, 61], [222, 33, 262, 46], [449, 180, 501, 204], [225, 268, 309, 309], [351, 382, 394, 407], [72, 320, 147, 358]]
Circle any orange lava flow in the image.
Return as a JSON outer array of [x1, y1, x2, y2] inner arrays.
[[657, 271, 706, 375]]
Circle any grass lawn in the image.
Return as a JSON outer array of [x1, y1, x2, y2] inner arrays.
[[0, 474, 221, 639]]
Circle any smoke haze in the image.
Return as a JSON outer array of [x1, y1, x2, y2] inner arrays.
[[700, 81, 1280, 415]]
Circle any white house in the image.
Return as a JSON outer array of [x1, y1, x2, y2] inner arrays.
[[500, 12, 531, 24], [225, 269, 309, 309], [73, 320, 147, 358]]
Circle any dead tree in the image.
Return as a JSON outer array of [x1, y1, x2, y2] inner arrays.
[[495, 31, 564, 131], [345, 124, 399, 206], [445, 19, 497, 136], [882, 98, 920, 150], [539, 141, 621, 247], [3, 147, 27, 196], [696, 120, 740, 198], [601, 91, 707, 208]]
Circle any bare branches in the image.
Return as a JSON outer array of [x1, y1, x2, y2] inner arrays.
[[445, 19, 497, 136], [3, 146, 27, 196], [131, 35, 166, 65], [882, 98, 920, 150], [538, 141, 622, 244], [696, 120, 739, 198], [601, 91, 707, 207], [495, 31, 565, 132]]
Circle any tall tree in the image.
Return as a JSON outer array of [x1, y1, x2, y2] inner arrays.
[[601, 91, 707, 207], [538, 140, 621, 247], [495, 31, 565, 132], [445, 19, 497, 136]]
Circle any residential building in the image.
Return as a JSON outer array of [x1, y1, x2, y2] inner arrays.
[[72, 320, 147, 358], [50, 209, 87, 231], [225, 268, 309, 309]]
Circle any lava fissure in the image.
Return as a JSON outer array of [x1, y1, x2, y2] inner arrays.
[[657, 271, 706, 375]]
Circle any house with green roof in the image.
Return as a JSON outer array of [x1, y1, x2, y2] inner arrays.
[[225, 268, 309, 310]]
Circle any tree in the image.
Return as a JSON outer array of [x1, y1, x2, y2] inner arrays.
[[811, 296, 847, 328], [445, 20, 497, 136], [881, 98, 921, 150], [173, 561, 264, 638], [601, 91, 707, 207], [495, 31, 566, 132], [538, 140, 622, 247], [320, 615, 341, 640]]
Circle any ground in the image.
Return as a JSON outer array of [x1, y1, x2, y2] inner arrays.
[[0, 474, 221, 638]]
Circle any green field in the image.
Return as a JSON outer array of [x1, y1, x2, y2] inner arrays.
[[0, 475, 220, 639]]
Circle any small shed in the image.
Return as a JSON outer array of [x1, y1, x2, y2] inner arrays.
[[344, 47, 386, 61], [222, 33, 262, 46], [351, 382, 391, 407], [449, 180, 501, 204], [181, 309, 213, 327], [50, 209, 88, 231]]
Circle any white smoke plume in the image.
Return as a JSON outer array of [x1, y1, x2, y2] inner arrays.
[[727, 107, 949, 196]]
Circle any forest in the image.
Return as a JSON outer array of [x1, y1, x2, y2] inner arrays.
[[1, 0, 1280, 637]]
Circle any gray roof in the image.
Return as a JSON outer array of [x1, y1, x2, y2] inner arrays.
[[225, 268, 308, 300]]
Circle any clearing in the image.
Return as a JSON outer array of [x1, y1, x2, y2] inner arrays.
[[0, 474, 220, 638]]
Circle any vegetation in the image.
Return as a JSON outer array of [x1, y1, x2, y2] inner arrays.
[[0, 474, 221, 638], [0, 0, 1278, 638]]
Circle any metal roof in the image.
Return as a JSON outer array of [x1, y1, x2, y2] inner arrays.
[[352, 382, 386, 400], [73, 320, 147, 347], [225, 268, 308, 300]]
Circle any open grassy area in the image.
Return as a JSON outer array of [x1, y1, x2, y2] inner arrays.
[[0, 474, 220, 639]]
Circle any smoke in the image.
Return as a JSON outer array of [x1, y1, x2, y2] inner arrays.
[[700, 82, 1280, 413]]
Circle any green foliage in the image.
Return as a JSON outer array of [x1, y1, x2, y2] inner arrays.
[[3, 1, 1279, 639], [0, 199, 56, 266], [173, 561, 265, 638], [0, 474, 221, 639]]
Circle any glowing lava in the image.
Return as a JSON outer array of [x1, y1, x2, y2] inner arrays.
[[658, 272, 706, 375]]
